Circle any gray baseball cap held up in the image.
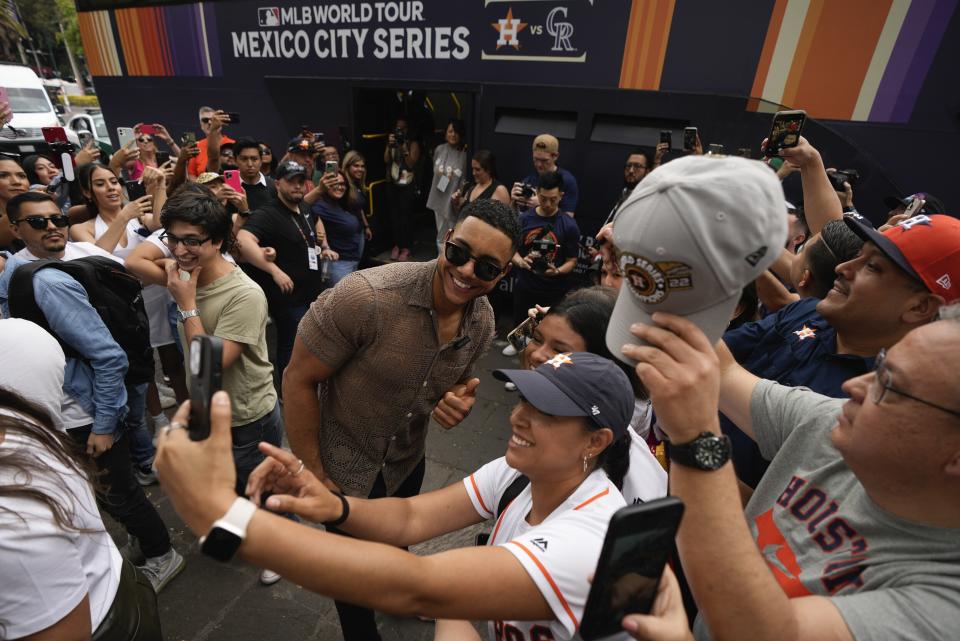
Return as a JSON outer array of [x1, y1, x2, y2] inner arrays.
[[607, 155, 787, 364]]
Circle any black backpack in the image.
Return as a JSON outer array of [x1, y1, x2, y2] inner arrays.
[[475, 474, 529, 546], [8, 256, 155, 385]]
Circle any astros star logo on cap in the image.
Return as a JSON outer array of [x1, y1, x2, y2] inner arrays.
[[546, 353, 573, 369], [794, 325, 816, 341]]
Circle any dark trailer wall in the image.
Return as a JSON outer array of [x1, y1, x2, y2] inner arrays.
[[78, 0, 960, 233]]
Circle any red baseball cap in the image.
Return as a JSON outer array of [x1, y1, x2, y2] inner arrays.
[[844, 214, 960, 302]]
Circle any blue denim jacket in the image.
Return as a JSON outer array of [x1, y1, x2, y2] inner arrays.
[[0, 254, 128, 434]]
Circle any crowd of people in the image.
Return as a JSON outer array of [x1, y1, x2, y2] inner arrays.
[[0, 94, 958, 641]]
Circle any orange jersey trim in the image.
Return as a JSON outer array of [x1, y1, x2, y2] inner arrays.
[[490, 500, 513, 544], [509, 541, 579, 631], [573, 488, 609, 511], [470, 474, 492, 515]]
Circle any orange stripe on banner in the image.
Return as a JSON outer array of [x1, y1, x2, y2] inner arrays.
[[140, 8, 164, 75], [155, 8, 174, 75], [77, 15, 102, 76], [791, 0, 894, 119], [646, 0, 675, 89], [635, 0, 659, 88], [131, 10, 152, 75], [114, 10, 135, 75], [781, 0, 826, 107], [750, 0, 789, 106], [573, 488, 610, 511], [618, 0, 645, 89], [89, 12, 114, 76], [509, 542, 579, 630]]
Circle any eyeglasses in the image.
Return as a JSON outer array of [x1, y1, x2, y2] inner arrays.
[[625, 162, 647, 170], [200, 117, 212, 125], [160, 232, 211, 249], [444, 241, 505, 282], [872, 348, 960, 418], [137, 136, 153, 144], [16, 214, 70, 230]]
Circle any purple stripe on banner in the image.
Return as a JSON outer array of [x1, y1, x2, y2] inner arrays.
[[869, 0, 935, 122], [889, 0, 958, 121], [165, 4, 203, 76], [202, 2, 223, 77]]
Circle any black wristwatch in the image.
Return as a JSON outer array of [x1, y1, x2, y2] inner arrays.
[[666, 432, 732, 471]]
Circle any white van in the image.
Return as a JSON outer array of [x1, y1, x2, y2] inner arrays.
[[0, 63, 80, 154]]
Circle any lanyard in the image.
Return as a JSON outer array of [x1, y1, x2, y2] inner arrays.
[[287, 206, 316, 248]]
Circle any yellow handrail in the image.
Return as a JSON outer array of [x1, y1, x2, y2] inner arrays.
[[366, 178, 389, 218]]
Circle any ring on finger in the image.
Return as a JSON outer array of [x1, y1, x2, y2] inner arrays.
[[169, 421, 188, 431], [292, 459, 305, 477]]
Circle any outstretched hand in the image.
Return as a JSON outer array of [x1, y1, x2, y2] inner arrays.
[[245, 443, 343, 523]]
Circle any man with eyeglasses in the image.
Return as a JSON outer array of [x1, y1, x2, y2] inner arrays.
[[720, 213, 960, 488], [604, 149, 651, 226], [0, 191, 186, 592], [281, 198, 519, 641], [504, 170, 581, 357], [621, 306, 960, 641]]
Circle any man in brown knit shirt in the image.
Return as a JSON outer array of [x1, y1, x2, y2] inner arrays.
[[279, 199, 519, 640]]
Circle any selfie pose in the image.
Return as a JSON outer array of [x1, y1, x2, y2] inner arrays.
[[155, 352, 634, 641]]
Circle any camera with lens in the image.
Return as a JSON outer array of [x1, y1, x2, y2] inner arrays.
[[530, 237, 557, 274], [520, 183, 536, 200], [393, 128, 405, 147], [829, 169, 860, 192]]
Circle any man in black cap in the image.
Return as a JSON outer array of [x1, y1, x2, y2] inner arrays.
[[237, 161, 329, 376]]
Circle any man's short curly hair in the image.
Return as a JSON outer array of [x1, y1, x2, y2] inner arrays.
[[455, 198, 521, 250]]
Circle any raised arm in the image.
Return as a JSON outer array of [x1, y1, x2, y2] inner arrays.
[[125, 240, 169, 286], [776, 137, 841, 236]]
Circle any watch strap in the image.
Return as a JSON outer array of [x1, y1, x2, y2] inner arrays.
[[178, 308, 200, 322], [199, 497, 256, 560], [666, 432, 732, 471]]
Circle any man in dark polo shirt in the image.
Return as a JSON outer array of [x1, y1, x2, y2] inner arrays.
[[233, 137, 275, 211], [723, 213, 960, 487], [279, 199, 519, 641], [236, 161, 325, 376]]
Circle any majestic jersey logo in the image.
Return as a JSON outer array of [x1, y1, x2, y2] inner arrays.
[[794, 325, 817, 341], [546, 353, 573, 369], [619, 253, 693, 305], [492, 8, 528, 49], [531, 537, 549, 552]]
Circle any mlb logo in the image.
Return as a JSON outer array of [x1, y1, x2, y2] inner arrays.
[[258, 7, 280, 27]]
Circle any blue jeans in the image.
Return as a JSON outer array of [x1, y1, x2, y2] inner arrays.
[[327, 259, 360, 287], [125, 382, 156, 469], [231, 402, 284, 495], [272, 303, 311, 378]]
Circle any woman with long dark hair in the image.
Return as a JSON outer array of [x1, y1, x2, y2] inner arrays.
[[306, 169, 365, 286], [0, 319, 162, 640], [451, 149, 511, 213]]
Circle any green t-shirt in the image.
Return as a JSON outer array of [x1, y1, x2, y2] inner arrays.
[[179, 266, 276, 426]]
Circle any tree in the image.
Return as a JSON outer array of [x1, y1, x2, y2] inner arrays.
[[55, 0, 83, 60]]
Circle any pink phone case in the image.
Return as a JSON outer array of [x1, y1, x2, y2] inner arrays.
[[224, 170, 243, 192]]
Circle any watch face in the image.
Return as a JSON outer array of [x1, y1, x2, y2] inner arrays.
[[200, 526, 242, 562], [694, 436, 731, 470]]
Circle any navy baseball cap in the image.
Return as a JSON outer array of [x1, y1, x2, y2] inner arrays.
[[275, 161, 307, 181], [493, 352, 634, 440], [287, 136, 314, 154]]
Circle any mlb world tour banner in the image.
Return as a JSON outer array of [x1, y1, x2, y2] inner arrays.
[[77, 0, 956, 123]]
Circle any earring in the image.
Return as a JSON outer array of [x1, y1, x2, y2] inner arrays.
[[582, 455, 589, 473]]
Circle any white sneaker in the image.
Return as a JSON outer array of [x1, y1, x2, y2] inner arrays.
[[501, 343, 518, 357], [260, 569, 282, 586], [139, 548, 186, 594], [504, 382, 517, 392], [134, 465, 158, 486]]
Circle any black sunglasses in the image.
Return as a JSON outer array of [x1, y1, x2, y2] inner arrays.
[[200, 117, 212, 125], [16, 214, 70, 230], [444, 241, 504, 282]]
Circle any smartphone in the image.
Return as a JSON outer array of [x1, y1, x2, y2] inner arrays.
[[42, 126, 69, 144], [139, 124, 157, 136], [904, 197, 926, 219], [156, 150, 170, 166], [223, 169, 243, 192], [682, 127, 698, 152], [708, 143, 725, 155], [324, 160, 339, 175], [117, 126, 136, 149], [579, 498, 685, 641], [225, 111, 240, 124], [659, 130, 672, 150], [180, 132, 197, 147], [506, 312, 543, 352], [188, 335, 223, 441], [764, 109, 806, 157], [125, 180, 147, 202]]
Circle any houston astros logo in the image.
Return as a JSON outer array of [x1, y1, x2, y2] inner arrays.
[[619, 253, 693, 304], [491, 8, 527, 49], [546, 353, 573, 369]]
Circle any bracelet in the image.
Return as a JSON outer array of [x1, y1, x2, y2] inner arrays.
[[322, 491, 350, 527]]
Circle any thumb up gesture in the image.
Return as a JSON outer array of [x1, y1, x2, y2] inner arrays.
[[431, 377, 480, 429]]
